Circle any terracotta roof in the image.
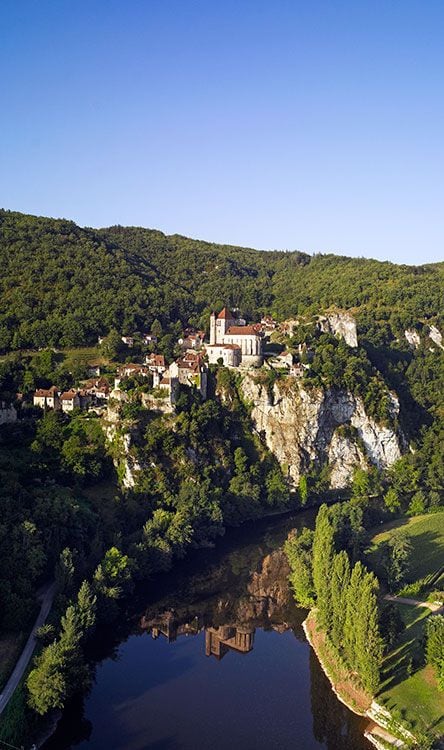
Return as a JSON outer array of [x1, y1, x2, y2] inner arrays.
[[34, 386, 58, 398], [146, 354, 165, 367], [217, 307, 233, 320], [223, 344, 241, 350], [119, 364, 149, 374], [60, 390, 78, 401], [177, 360, 199, 371], [182, 351, 201, 362], [226, 325, 261, 336], [160, 376, 170, 385]]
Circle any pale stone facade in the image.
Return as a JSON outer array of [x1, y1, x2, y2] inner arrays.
[[208, 308, 263, 367]]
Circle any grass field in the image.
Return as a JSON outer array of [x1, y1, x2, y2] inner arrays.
[[367, 512, 444, 742], [379, 603, 444, 740], [367, 511, 444, 584]]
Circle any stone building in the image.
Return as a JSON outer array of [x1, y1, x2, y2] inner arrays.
[[33, 386, 60, 410], [206, 307, 263, 367]]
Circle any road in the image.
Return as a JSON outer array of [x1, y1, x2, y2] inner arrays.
[[0, 582, 56, 715], [383, 593, 444, 613]]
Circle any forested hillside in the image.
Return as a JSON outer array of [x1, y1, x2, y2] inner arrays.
[[0, 208, 443, 746], [0, 209, 442, 351]]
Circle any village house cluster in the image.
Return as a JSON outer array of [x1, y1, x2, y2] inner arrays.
[[30, 307, 312, 416], [33, 377, 111, 413]]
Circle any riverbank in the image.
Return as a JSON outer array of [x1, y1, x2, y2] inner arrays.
[[302, 610, 415, 749], [302, 610, 371, 716]]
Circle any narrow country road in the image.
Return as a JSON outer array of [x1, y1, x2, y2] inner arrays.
[[0, 582, 56, 715], [383, 593, 444, 613]]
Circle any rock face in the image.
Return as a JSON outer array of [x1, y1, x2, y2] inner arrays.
[[328, 431, 367, 489], [404, 329, 421, 349], [318, 311, 358, 348], [240, 374, 402, 489], [428, 325, 444, 350], [103, 390, 143, 489]]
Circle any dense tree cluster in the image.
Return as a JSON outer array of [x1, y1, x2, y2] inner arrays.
[[286, 503, 383, 694], [425, 615, 444, 691]]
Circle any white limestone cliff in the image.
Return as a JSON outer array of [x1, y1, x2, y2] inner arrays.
[[318, 311, 358, 348], [428, 325, 444, 350], [239, 374, 402, 490], [404, 329, 421, 349]]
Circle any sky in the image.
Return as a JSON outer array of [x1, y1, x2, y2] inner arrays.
[[1, 0, 443, 264]]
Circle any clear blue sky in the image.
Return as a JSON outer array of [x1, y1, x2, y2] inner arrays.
[[1, 1, 443, 263]]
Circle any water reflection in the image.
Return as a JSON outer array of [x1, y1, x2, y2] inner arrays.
[[44, 513, 371, 749]]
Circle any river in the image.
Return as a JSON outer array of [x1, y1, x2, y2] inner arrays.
[[43, 510, 372, 749]]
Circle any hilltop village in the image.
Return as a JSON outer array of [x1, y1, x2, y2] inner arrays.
[[24, 306, 337, 416]]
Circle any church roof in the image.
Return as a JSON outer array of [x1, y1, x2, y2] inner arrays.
[[226, 325, 261, 336], [217, 307, 233, 320]]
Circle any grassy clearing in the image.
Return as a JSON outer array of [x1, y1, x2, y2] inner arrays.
[[379, 603, 444, 740], [367, 511, 444, 583], [60, 345, 107, 367]]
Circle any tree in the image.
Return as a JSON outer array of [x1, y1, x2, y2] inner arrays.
[[299, 475, 309, 506], [351, 468, 370, 500], [383, 531, 413, 591], [93, 547, 133, 601], [27, 641, 68, 714], [330, 551, 351, 648], [56, 547, 75, 599], [343, 561, 366, 669], [353, 569, 383, 693], [379, 602, 404, 650], [407, 490, 427, 516], [151, 318, 163, 337], [100, 328, 122, 361], [425, 615, 444, 690], [27, 605, 88, 716], [384, 487, 401, 514], [77, 580, 97, 634], [285, 528, 315, 608], [312, 505, 335, 630]]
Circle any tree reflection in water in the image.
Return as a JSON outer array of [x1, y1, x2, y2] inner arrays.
[[43, 511, 371, 750]]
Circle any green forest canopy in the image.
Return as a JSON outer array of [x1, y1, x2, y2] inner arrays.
[[0, 208, 442, 351]]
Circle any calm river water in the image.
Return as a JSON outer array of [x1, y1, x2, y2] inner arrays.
[[44, 511, 371, 750]]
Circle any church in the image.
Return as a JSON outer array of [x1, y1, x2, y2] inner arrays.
[[205, 307, 263, 367]]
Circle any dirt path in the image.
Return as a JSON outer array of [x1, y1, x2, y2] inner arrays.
[[0, 582, 56, 715], [383, 593, 444, 613]]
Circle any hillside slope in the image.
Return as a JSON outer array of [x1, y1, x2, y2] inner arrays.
[[0, 208, 442, 351]]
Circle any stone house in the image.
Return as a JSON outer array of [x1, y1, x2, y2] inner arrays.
[[33, 386, 60, 410], [83, 377, 111, 400], [60, 389, 81, 412], [145, 353, 166, 375]]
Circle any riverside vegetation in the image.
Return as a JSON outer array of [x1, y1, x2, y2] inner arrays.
[[0, 209, 443, 747]]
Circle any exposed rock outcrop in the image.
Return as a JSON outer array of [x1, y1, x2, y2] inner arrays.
[[318, 311, 358, 348], [404, 328, 421, 349], [428, 325, 443, 350], [240, 374, 402, 489], [103, 390, 143, 489]]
